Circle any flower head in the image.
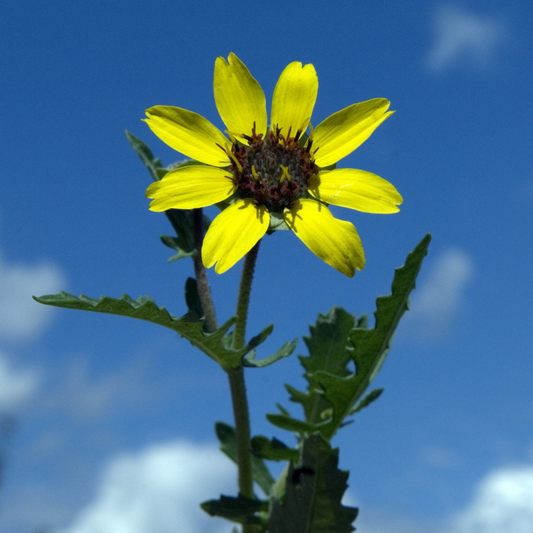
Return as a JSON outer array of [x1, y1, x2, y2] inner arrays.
[[145, 53, 402, 277]]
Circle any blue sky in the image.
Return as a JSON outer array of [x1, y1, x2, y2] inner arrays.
[[1, 0, 532, 532]]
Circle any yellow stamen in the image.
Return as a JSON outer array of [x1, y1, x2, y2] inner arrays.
[[224, 143, 242, 172], [279, 165, 291, 183], [251, 165, 259, 181]]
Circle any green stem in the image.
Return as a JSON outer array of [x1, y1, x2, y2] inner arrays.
[[227, 367, 254, 500], [189, 210, 261, 531], [192, 208, 218, 333], [232, 241, 261, 350], [227, 241, 261, 532]]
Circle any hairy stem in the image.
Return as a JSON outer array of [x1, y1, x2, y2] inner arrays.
[[232, 241, 261, 350], [189, 210, 261, 531], [228, 241, 261, 532], [227, 367, 254, 501]]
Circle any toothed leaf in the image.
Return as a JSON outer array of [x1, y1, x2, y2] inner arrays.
[[33, 292, 271, 370], [316, 233, 432, 439], [265, 307, 354, 434], [269, 434, 358, 533], [268, 234, 431, 440]]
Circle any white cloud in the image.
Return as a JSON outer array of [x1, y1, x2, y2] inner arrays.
[[350, 465, 533, 533], [0, 350, 40, 408], [0, 251, 66, 342], [29, 436, 533, 533], [451, 466, 533, 533], [60, 440, 236, 533], [402, 249, 473, 340], [427, 4, 507, 73]]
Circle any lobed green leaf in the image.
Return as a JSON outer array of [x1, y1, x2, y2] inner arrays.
[[33, 292, 272, 370], [315, 233, 432, 439], [267, 234, 431, 440], [297, 307, 356, 425], [265, 307, 356, 435], [268, 434, 358, 533]]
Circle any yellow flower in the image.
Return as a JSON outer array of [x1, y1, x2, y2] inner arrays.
[[145, 53, 402, 277]]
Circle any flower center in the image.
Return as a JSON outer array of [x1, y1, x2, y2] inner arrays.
[[227, 126, 319, 211]]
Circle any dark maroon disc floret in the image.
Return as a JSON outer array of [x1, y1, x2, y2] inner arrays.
[[229, 127, 319, 211]]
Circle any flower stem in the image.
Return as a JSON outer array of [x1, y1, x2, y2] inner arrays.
[[227, 241, 261, 530], [227, 367, 254, 501], [190, 210, 260, 531], [232, 241, 261, 350], [192, 208, 218, 333]]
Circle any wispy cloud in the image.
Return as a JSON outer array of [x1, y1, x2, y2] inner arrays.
[[0, 350, 40, 409], [451, 466, 533, 532], [345, 464, 533, 533], [59, 441, 235, 533], [402, 249, 474, 340], [0, 220, 66, 407], [0, 251, 66, 342], [47, 438, 533, 533], [427, 4, 507, 73], [420, 445, 462, 470]]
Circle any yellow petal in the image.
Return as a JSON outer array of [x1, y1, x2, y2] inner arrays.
[[313, 99, 393, 167], [214, 53, 267, 143], [144, 106, 230, 167], [308, 169, 402, 213], [146, 165, 236, 211], [271, 62, 318, 137], [202, 199, 269, 274], [283, 199, 365, 277]]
